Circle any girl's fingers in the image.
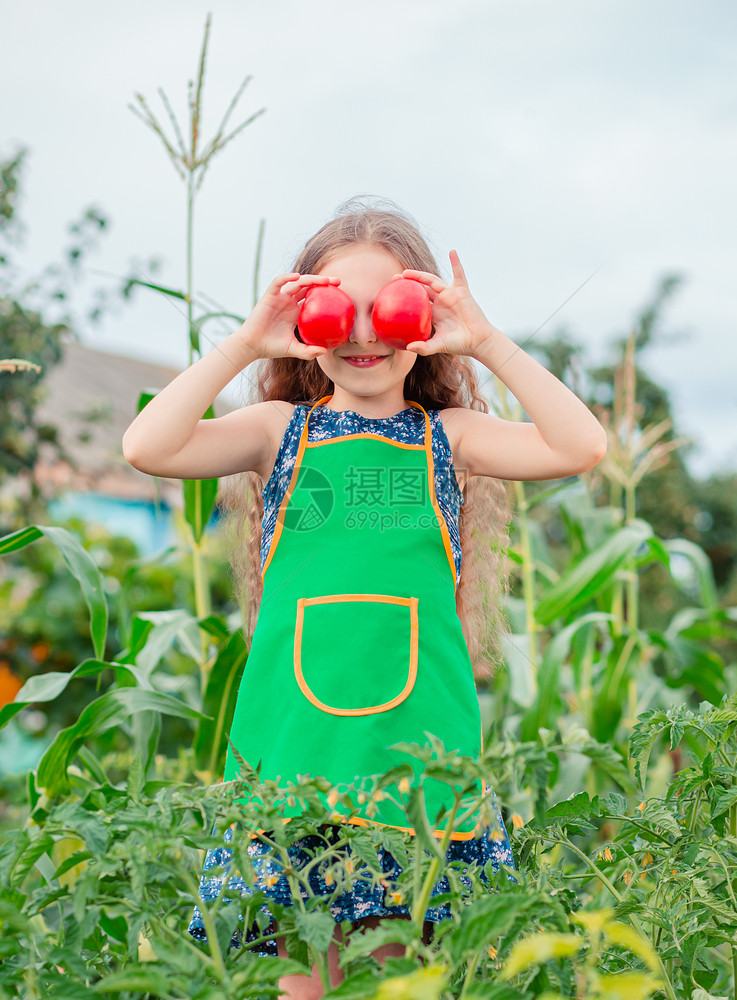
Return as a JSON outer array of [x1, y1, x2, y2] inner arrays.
[[281, 274, 340, 300], [297, 273, 341, 286], [274, 273, 341, 297], [402, 255, 468, 291], [405, 340, 442, 356], [269, 272, 301, 292], [400, 269, 447, 295], [448, 250, 468, 286], [294, 347, 327, 360]]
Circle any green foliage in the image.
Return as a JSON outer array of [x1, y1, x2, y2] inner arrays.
[[0, 525, 108, 658], [532, 278, 737, 615], [0, 522, 238, 786], [0, 515, 234, 746], [4, 704, 737, 997]]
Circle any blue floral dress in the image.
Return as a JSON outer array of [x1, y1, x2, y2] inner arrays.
[[189, 403, 516, 953]]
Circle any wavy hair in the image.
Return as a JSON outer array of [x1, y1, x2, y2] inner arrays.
[[221, 197, 510, 679]]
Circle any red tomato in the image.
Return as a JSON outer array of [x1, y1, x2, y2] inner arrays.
[[371, 278, 433, 350], [297, 286, 355, 348]]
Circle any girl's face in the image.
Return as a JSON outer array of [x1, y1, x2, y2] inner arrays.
[[314, 244, 418, 405]]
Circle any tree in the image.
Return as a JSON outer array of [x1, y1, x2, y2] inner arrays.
[[0, 148, 138, 528]]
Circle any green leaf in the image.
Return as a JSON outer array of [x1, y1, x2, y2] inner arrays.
[[501, 931, 582, 978], [711, 785, 737, 820], [637, 800, 683, 840], [561, 495, 623, 555], [136, 388, 156, 413], [594, 634, 647, 744], [293, 908, 336, 951], [500, 633, 536, 709], [199, 615, 232, 641], [193, 310, 246, 328], [535, 520, 652, 625], [125, 277, 188, 300], [92, 967, 171, 993], [602, 920, 660, 974], [660, 611, 726, 703], [462, 986, 528, 1000], [664, 538, 719, 611], [579, 740, 636, 795], [339, 919, 418, 965], [126, 609, 202, 675], [322, 969, 381, 999], [12, 660, 108, 704], [0, 525, 108, 658], [640, 536, 671, 569], [541, 613, 616, 680], [183, 477, 219, 542], [0, 525, 42, 555], [594, 971, 662, 999], [0, 659, 151, 730], [195, 629, 248, 777], [36, 689, 207, 795], [27, 770, 40, 812], [526, 480, 581, 510], [54, 850, 93, 879], [521, 613, 615, 739], [547, 791, 600, 821], [404, 787, 444, 860], [447, 894, 526, 963], [369, 966, 448, 1000], [239, 956, 314, 984], [12, 832, 54, 883], [99, 910, 129, 945]]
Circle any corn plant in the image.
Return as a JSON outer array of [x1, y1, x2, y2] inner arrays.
[[483, 322, 737, 816], [0, 523, 244, 794], [127, 13, 265, 695]]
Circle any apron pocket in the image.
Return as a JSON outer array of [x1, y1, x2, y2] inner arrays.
[[294, 594, 419, 716]]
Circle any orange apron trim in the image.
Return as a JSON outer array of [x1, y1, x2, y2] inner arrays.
[[294, 594, 419, 717]]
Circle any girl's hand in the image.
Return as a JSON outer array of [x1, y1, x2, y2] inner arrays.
[[399, 251, 497, 359], [237, 273, 339, 361]]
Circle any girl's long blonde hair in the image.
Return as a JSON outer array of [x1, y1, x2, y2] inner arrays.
[[221, 198, 510, 679]]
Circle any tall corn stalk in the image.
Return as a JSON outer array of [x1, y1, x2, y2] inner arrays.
[[128, 15, 265, 685], [494, 382, 540, 696], [597, 331, 686, 728]]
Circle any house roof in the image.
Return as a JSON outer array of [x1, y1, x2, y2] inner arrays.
[[34, 340, 233, 502]]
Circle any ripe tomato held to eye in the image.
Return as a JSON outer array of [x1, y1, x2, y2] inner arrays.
[[371, 278, 433, 350], [296, 286, 355, 348]]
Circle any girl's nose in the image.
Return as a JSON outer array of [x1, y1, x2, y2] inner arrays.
[[348, 311, 378, 344]]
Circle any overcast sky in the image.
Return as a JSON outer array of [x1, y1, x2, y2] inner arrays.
[[3, 0, 736, 476]]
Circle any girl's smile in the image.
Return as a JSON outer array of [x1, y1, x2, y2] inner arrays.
[[340, 354, 388, 367]]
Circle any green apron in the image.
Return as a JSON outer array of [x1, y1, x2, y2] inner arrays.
[[224, 395, 484, 839]]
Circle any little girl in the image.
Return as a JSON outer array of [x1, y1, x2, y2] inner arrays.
[[122, 201, 606, 997]]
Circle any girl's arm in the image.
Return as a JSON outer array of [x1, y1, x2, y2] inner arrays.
[[121, 273, 331, 480], [403, 253, 607, 482]]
